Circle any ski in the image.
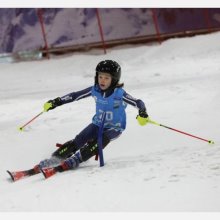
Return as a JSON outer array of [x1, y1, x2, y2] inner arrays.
[[7, 165, 40, 182], [40, 167, 58, 179], [41, 162, 70, 179]]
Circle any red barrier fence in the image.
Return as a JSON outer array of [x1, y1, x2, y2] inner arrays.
[[37, 9, 50, 59], [1, 8, 220, 60], [37, 8, 220, 58], [95, 8, 107, 54]]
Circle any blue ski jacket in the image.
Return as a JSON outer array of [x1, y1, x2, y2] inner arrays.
[[60, 85, 147, 131]]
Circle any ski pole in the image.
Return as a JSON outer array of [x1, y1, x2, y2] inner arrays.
[[18, 111, 44, 131], [148, 119, 215, 144]]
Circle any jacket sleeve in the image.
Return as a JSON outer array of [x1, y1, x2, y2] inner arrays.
[[123, 91, 147, 112], [60, 86, 92, 104]]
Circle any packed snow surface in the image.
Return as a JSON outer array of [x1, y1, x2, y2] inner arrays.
[[0, 32, 220, 212]]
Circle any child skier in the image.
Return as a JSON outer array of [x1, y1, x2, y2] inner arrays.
[[8, 60, 149, 180]]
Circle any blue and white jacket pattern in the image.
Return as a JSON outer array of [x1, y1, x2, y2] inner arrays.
[[60, 85, 146, 131]]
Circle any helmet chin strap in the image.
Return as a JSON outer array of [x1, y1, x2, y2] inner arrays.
[[110, 78, 118, 88]]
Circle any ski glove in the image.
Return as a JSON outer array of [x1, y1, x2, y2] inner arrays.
[[136, 110, 149, 126], [43, 97, 62, 112]]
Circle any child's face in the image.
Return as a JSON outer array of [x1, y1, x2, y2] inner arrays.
[[98, 72, 112, 90]]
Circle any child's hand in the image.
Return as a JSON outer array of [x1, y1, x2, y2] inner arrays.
[[43, 97, 62, 112], [136, 110, 149, 126], [43, 101, 53, 112]]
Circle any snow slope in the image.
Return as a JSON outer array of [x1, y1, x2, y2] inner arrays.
[[0, 32, 220, 212]]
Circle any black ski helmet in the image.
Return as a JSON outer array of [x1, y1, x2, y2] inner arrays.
[[95, 60, 121, 88]]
